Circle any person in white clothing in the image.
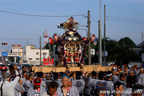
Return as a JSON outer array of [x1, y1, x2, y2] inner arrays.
[[137, 68, 144, 87], [0, 70, 20, 96]]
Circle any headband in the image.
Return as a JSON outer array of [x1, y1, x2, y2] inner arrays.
[[62, 75, 69, 79], [106, 73, 112, 77], [33, 78, 42, 86]]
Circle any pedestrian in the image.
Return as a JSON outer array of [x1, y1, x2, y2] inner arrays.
[[105, 71, 114, 96], [72, 72, 85, 96], [114, 81, 124, 96], [41, 81, 58, 96], [0, 71, 20, 96], [119, 72, 127, 87], [137, 67, 144, 88], [27, 78, 46, 96], [14, 79, 25, 96], [57, 75, 79, 96], [23, 73, 33, 93], [53, 72, 62, 87], [0, 66, 7, 81], [37, 72, 47, 89], [87, 71, 97, 90]]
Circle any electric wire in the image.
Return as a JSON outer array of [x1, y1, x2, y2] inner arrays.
[[0, 9, 85, 17], [90, 16, 97, 23], [0, 38, 38, 40], [0, 9, 97, 23], [106, 15, 144, 25]]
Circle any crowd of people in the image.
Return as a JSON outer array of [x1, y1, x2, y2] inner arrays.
[[0, 63, 143, 96]]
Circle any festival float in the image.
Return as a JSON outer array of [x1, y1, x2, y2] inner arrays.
[[32, 17, 112, 73]]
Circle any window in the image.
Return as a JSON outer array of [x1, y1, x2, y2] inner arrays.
[[43, 52, 47, 58], [36, 58, 39, 60], [36, 52, 39, 55], [28, 58, 32, 60], [43, 52, 46, 55]]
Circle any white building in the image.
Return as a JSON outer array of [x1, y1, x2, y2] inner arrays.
[[23, 44, 50, 65], [12, 44, 23, 56], [11, 44, 23, 63]]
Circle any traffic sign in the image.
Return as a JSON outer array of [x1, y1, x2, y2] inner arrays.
[[2, 52, 8, 56], [91, 49, 95, 55]]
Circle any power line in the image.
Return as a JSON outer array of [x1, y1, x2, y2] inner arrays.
[[0, 38, 38, 40], [0, 9, 86, 17], [107, 15, 144, 22], [107, 19, 144, 25], [107, 15, 144, 25], [90, 16, 97, 23]]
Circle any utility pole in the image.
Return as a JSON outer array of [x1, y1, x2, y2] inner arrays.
[[142, 32, 143, 42], [104, 5, 106, 66], [88, 10, 91, 65], [40, 36, 42, 65], [99, 0, 102, 66], [98, 21, 102, 66], [53, 45, 56, 66]]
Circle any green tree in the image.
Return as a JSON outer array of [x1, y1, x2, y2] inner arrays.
[[118, 37, 136, 48], [103, 37, 140, 66], [113, 37, 139, 65]]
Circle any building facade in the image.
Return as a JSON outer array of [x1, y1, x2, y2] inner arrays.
[[12, 44, 23, 56], [23, 45, 50, 65], [11, 44, 23, 63]]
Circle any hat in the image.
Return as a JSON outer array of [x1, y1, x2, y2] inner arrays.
[[3, 72, 11, 81]]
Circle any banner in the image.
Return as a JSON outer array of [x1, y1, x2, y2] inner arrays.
[[43, 57, 54, 66]]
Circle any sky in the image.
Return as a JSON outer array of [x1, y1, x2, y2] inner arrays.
[[0, 0, 144, 50]]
